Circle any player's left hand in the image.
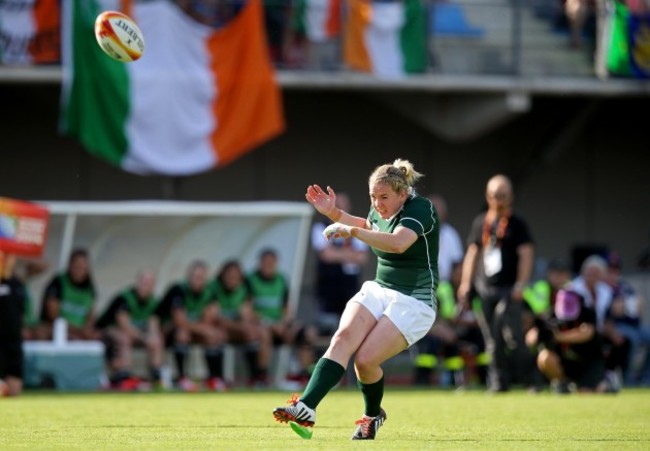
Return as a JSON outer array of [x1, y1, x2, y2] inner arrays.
[[323, 223, 352, 240]]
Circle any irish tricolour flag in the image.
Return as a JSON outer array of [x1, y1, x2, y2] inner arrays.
[[293, 0, 341, 42], [343, 0, 426, 78], [60, 0, 285, 175], [0, 0, 61, 64]]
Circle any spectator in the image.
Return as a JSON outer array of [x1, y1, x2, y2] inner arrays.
[[36, 248, 99, 341], [247, 248, 318, 386], [13, 258, 48, 341], [95, 270, 165, 390], [527, 289, 608, 393], [428, 193, 464, 283], [604, 253, 650, 386], [311, 192, 369, 336], [521, 258, 573, 390], [413, 263, 486, 388], [290, 0, 342, 71], [570, 254, 627, 391], [457, 174, 536, 392], [565, 0, 595, 48], [157, 260, 227, 392], [523, 258, 572, 318], [264, 0, 293, 66], [212, 259, 271, 387], [0, 252, 26, 397]]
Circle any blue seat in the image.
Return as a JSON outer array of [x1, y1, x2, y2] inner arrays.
[[430, 3, 485, 37]]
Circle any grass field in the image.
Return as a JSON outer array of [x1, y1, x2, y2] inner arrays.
[[1, 388, 649, 450]]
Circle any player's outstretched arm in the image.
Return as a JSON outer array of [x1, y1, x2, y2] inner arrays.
[[305, 185, 367, 229]]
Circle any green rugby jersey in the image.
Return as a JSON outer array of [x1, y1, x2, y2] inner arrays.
[[212, 280, 250, 320], [367, 193, 439, 308], [180, 283, 214, 322], [58, 273, 95, 327], [247, 271, 287, 323]]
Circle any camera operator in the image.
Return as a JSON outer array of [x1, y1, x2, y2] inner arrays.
[[526, 289, 607, 393]]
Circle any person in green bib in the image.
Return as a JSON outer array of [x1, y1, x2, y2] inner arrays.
[[37, 248, 99, 341], [247, 248, 317, 387], [157, 260, 227, 392], [213, 260, 271, 387], [95, 270, 164, 390], [273, 159, 439, 440]]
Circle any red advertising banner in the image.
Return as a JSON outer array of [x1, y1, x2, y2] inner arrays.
[[0, 198, 49, 257]]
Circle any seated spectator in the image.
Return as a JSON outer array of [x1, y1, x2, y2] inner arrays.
[[36, 248, 99, 341], [247, 248, 317, 387], [413, 264, 487, 388], [95, 270, 165, 390], [157, 260, 227, 392], [0, 252, 26, 397], [605, 253, 650, 386], [527, 289, 609, 393], [523, 258, 572, 318], [212, 260, 270, 387], [569, 255, 627, 391]]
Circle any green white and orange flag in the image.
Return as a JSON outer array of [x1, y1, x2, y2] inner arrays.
[[60, 0, 285, 175], [293, 0, 341, 42], [343, 0, 426, 78], [0, 0, 61, 64]]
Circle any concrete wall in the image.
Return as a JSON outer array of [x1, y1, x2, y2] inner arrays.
[[2, 85, 649, 295]]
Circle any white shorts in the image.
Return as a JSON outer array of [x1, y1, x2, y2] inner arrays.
[[349, 281, 437, 347]]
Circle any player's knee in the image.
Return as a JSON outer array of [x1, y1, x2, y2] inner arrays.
[[353, 349, 379, 376], [329, 328, 354, 352]]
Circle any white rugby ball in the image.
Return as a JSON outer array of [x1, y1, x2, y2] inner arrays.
[[94, 11, 145, 62]]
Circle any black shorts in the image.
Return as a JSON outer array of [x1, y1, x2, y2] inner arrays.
[[272, 326, 308, 347], [561, 356, 605, 390], [0, 340, 24, 379]]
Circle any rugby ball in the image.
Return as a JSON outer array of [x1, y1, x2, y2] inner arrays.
[[94, 11, 145, 62]]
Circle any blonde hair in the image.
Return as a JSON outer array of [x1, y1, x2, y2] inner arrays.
[[369, 158, 424, 194]]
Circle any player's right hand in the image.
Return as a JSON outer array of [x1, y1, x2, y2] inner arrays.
[[305, 184, 337, 217]]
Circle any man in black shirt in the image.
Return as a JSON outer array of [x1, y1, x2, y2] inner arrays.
[[458, 175, 535, 391], [528, 289, 605, 392], [0, 253, 27, 397]]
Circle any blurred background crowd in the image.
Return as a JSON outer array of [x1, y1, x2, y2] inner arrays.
[[2, 186, 649, 396], [1, 0, 649, 78]]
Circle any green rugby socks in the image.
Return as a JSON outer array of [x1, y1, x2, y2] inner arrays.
[[358, 375, 384, 417], [300, 358, 345, 409]]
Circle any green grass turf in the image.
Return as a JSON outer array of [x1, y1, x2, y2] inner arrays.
[[1, 388, 649, 450]]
